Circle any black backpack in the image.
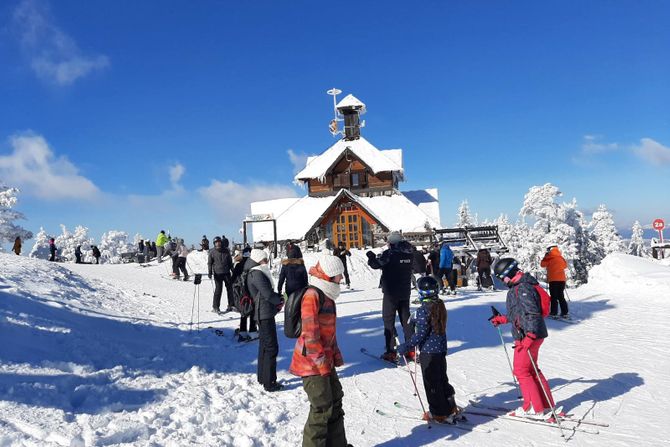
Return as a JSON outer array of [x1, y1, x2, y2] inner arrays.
[[284, 286, 325, 338], [232, 270, 254, 317]]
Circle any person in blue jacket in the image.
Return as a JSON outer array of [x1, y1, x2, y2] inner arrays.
[[397, 276, 461, 424], [438, 243, 456, 295]]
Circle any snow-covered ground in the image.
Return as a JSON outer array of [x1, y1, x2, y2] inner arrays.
[[1, 250, 669, 446]]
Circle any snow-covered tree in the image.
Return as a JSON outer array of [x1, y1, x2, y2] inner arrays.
[[589, 204, 625, 257], [0, 183, 33, 248], [133, 233, 144, 248], [99, 230, 132, 264], [55, 224, 95, 262], [29, 227, 52, 259], [628, 221, 647, 257], [456, 200, 476, 227]]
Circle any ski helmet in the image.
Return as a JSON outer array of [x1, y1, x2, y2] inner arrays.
[[213, 236, 222, 244], [417, 276, 440, 300], [493, 257, 519, 280]]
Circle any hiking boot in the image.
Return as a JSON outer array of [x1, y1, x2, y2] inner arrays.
[[560, 314, 571, 320], [212, 307, 221, 314], [183, 276, 190, 282], [264, 382, 284, 392], [238, 332, 251, 342], [226, 306, 235, 313], [381, 351, 398, 363]]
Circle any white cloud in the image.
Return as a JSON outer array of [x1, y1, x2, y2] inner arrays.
[[0, 133, 99, 200], [287, 149, 310, 174], [169, 163, 185, 190], [581, 135, 619, 154], [633, 138, 670, 166], [12, 0, 109, 86], [198, 180, 298, 227]]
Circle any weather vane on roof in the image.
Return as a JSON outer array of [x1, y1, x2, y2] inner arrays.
[[327, 88, 343, 137]]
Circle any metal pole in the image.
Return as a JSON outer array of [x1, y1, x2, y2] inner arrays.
[[497, 327, 522, 398], [527, 349, 566, 438], [395, 337, 430, 423]]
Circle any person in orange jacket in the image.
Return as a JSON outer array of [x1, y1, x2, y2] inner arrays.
[[540, 245, 569, 318], [289, 255, 352, 447]]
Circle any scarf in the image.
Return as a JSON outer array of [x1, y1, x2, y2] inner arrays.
[[251, 264, 275, 289], [308, 275, 341, 301]]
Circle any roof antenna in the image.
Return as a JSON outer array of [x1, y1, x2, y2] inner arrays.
[[327, 88, 343, 137]]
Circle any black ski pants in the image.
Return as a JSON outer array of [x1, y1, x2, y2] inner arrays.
[[436, 268, 456, 292], [223, 274, 234, 308], [478, 267, 492, 288], [212, 273, 228, 311], [176, 257, 188, 278], [382, 297, 412, 353], [420, 352, 456, 417], [342, 265, 350, 287], [240, 313, 257, 333], [549, 281, 569, 316], [258, 317, 279, 388]]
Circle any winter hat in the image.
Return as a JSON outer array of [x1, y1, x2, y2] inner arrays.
[[250, 248, 268, 264], [318, 255, 345, 278], [387, 231, 403, 245]]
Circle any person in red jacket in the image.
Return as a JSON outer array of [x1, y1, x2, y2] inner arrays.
[[289, 255, 352, 447], [541, 245, 569, 318]]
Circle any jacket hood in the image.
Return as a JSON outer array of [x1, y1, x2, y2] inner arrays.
[[391, 240, 414, 254], [282, 258, 304, 266], [243, 258, 259, 272]]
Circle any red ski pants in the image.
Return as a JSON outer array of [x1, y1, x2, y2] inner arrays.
[[513, 338, 555, 412]]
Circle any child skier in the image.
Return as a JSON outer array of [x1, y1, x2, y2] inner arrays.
[[397, 276, 461, 424], [490, 257, 559, 418]]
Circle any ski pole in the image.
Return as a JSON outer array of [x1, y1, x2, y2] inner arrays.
[[564, 287, 571, 302], [489, 306, 521, 398], [395, 336, 430, 424], [527, 349, 566, 438]]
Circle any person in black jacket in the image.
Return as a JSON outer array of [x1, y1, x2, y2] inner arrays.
[[367, 231, 415, 362], [208, 236, 233, 313], [232, 250, 257, 341], [49, 238, 57, 261], [246, 249, 284, 392], [75, 245, 82, 264], [277, 245, 308, 296], [411, 245, 427, 289], [476, 248, 494, 290], [201, 235, 210, 251], [92, 246, 101, 264], [332, 243, 352, 289]]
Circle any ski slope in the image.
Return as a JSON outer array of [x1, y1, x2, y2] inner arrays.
[[1, 251, 668, 446]]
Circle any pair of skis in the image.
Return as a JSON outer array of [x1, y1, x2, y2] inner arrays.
[[376, 402, 494, 433]]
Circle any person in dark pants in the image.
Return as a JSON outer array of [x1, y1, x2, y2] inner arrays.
[[476, 248, 493, 290], [246, 249, 284, 392], [289, 256, 350, 447], [332, 243, 352, 289], [201, 235, 209, 251], [49, 238, 57, 261], [232, 250, 257, 341], [411, 245, 427, 289], [438, 243, 456, 295], [541, 245, 569, 318], [175, 239, 189, 281], [91, 245, 101, 264], [278, 245, 308, 296], [208, 236, 233, 313], [398, 276, 460, 423], [74, 245, 82, 264], [367, 231, 414, 362]]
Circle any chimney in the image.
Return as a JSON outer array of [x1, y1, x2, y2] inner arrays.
[[336, 94, 366, 140]]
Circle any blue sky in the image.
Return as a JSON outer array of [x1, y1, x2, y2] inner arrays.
[[1, 0, 669, 246]]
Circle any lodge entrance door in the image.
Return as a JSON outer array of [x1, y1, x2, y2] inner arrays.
[[332, 211, 363, 249]]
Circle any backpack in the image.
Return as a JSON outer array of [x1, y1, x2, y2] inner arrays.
[[533, 284, 551, 318], [232, 270, 254, 317], [284, 286, 325, 338]]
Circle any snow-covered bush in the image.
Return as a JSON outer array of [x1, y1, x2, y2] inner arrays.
[[456, 200, 476, 227], [589, 204, 625, 258], [628, 221, 648, 257], [0, 183, 32, 248], [29, 227, 52, 259], [55, 224, 95, 262], [99, 230, 133, 264]]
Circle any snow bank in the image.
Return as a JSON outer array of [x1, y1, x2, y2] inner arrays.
[[585, 253, 670, 295]]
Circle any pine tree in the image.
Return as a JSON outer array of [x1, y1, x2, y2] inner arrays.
[[99, 230, 132, 264], [589, 204, 625, 258], [628, 221, 647, 257], [0, 183, 33, 247], [456, 200, 475, 227], [29, 227, 51, 259]]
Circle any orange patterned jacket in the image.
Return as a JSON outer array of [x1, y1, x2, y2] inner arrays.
[[289, 269, 343, 377]]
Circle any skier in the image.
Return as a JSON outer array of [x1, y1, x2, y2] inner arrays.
[[333, 243, 352, 289], [232, 248, 257, 342], [246, 249, 284, 392], [48, 238, 57, 261], [74, 245, 82, 264], [438, 243, 456, 295], [155, 230, 169, 263], [143, 241, 151, 263], [490, 258, 558, 418], [208, 236, 233, 313], [175, 239, 189, 281], [138, 239, 145, 254], [397, 276, 461, 423], [12, 236, 21, 255], [476, 248, 493, 290], [201, 235, 210, 251], [427, 244, 440, 277], [91, 245, 101, 264], [289, 255, 352, 447], [277, 244, 308, 297], [367, 231, 415, 362], [541, 245, 569, 318]]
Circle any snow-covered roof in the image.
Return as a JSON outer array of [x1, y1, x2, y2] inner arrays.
[[402, 189, 441, 228], [336, 94, 366, 112], [294, 136, 403, 182], [251, 189, 440, 242]]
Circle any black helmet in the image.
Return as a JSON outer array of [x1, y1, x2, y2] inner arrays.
[[213, 236, 222, 243], [493, 257, 519, 280], [417, 276, 440, 300]]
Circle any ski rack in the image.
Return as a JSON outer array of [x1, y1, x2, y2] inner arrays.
[[432, 225, 509, 257]]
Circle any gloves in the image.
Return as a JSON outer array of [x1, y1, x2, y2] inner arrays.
[[396, 343, 408, 355], [276, 298, 285, 312], [208, 273, 212, 279], [366, 251, 376, 260], [490, 315, 508, 327], [517, 333, 537, 351]]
